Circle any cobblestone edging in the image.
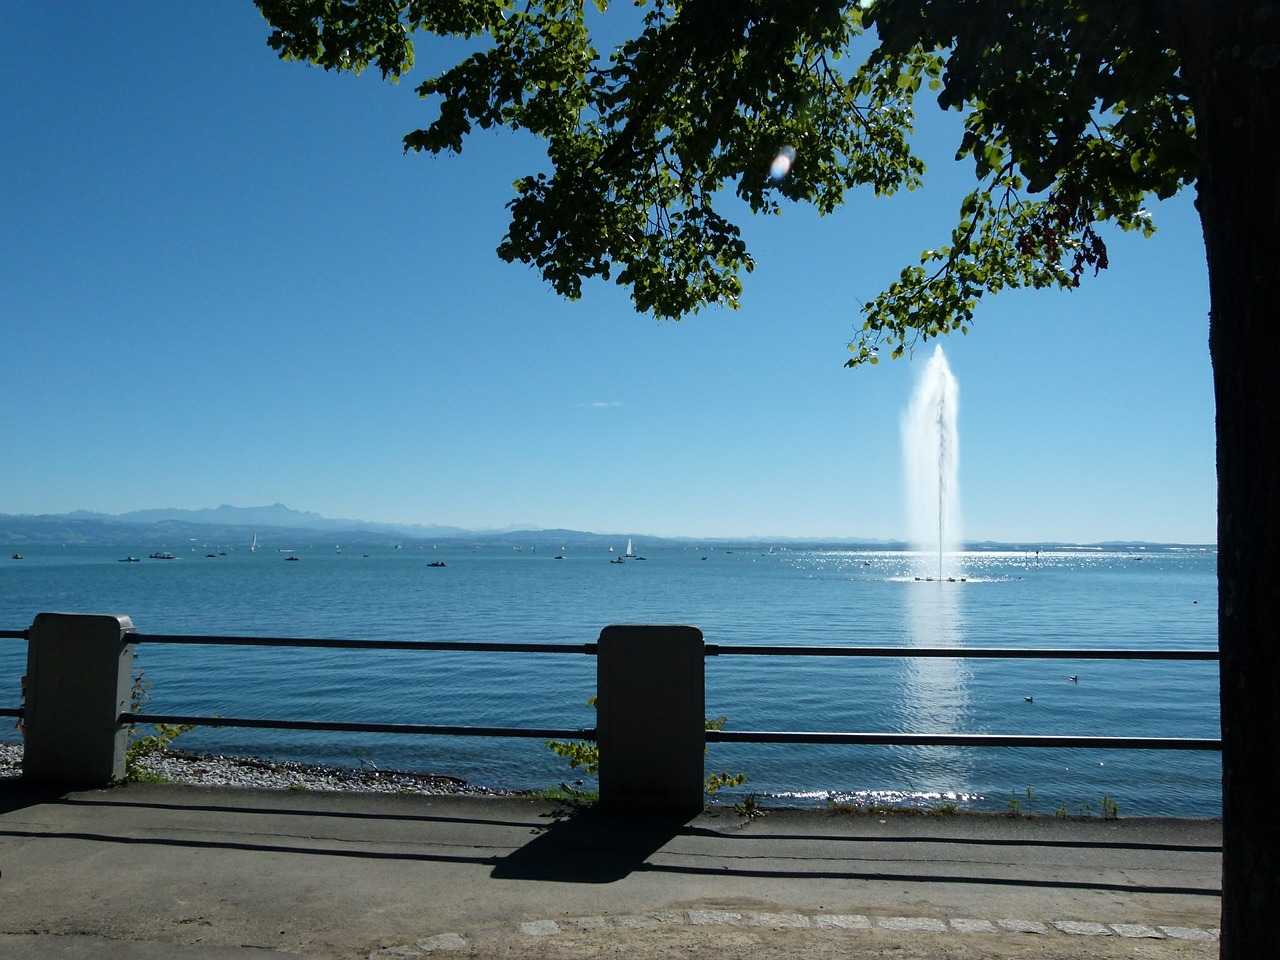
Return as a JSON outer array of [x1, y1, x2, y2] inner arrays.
[[368, 910, 1220, 958]]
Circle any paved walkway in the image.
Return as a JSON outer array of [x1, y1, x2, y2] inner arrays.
[[0, 781, 1222, 959]]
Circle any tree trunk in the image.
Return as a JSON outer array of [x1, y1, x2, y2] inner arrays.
[[1178, 2, 1280, 955]]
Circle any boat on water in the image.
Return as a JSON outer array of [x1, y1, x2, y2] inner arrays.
[[427, 561, 446, 568], [610, 556, 625, 564], [285, 555, 300, 562], [250, 532, 258, 553], [118, 556, 139, 562], [149, 552, 176, 560], [10, 553, 22, 560]]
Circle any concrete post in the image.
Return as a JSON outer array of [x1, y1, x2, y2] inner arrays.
[[23, 613, 136, 785], [596, 624, 705, 816]]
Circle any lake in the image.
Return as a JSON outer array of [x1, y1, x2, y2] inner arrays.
[[0, 543, 1220, 816]]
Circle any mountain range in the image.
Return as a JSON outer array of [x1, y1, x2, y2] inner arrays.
[[0, 504, 1209, 552], [1, 504, 514, 549], [0, 504, 898, 550]]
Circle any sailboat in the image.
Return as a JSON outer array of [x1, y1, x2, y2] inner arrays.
[[624, 538, 635, 558], [250, 532, 258, 553]]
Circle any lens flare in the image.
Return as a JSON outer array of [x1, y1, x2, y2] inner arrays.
[[769, 145, 796, 181]]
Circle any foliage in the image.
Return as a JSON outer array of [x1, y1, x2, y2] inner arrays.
[[1054, 795, 1120, 819], [544, 697, 747, 801], [538, 782, 600, 803], [544, 694, 601, 775], [704, 768, 748, 796], [734, 791, 764, 819], [255, 0, 1194, 364], [544, 738, 600, 776], [700, 714, 748, 798], [1005, 786, 1034, 816], [123, 671, 197, 783]]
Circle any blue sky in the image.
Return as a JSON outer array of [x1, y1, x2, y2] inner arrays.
[[0, 4, 1215, 544]]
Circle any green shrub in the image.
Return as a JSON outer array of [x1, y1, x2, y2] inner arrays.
[[544, 697, 748, 803], [123, 671, 196, 782]]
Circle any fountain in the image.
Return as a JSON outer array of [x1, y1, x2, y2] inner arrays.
[[895, 344, 973, 804], [902, 345, 962, 581]]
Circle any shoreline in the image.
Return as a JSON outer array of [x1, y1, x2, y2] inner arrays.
[[0, 742, 517, 796], [0, 743, 1225, 822]]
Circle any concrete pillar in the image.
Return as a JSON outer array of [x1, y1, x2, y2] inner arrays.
[[23, 613, 135, 785], [596, 624, 705, 816]]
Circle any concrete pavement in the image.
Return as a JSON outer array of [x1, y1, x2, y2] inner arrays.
[[0, 781, 1222, 958]]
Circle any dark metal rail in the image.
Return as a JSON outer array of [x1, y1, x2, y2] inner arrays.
[[703, 645, 1219, 751], [707, 644, 1218, 660], [3, 626, 1221, 752], [120, 712, 592, 740], [708, 730, 1221, 750], [134, 633, 597, 654], [125, 635, 595, 741]]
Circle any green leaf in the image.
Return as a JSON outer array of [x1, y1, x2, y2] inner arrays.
[[258, 0, 1194, 358]]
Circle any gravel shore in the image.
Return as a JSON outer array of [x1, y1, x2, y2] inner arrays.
[[0, 742, 517, 796]]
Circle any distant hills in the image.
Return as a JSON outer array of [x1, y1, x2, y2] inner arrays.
[[1, 504, 501, 550], [69, 503, 479, 539], [0, 504, 895, 551], [0, 504, 1212, 552]]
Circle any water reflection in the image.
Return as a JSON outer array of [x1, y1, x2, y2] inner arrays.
[[895, 581, 973, 794]]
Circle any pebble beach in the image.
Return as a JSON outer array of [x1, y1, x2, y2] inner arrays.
[[0, 742, 515, 796]]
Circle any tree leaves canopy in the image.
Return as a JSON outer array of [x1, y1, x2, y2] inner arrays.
[[255, 0, 1198, 366]]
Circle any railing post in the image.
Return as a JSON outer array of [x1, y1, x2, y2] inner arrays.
[[23, 613, 135, 785], [596, 624, 705, 817]]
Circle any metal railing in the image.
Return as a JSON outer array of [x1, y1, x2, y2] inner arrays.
[[125, 631, 598, 741], [2, 626, 1221, 751], [704, 642, 1221, 751]]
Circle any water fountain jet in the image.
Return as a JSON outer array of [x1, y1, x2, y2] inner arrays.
[[903, 345, 962, 581], [895, 345, 972, 803]]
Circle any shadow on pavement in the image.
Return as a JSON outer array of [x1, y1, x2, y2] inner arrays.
[[0, 780, 1223, 899], [0, 778, 75, 815], [491, 807, 688, 883]]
